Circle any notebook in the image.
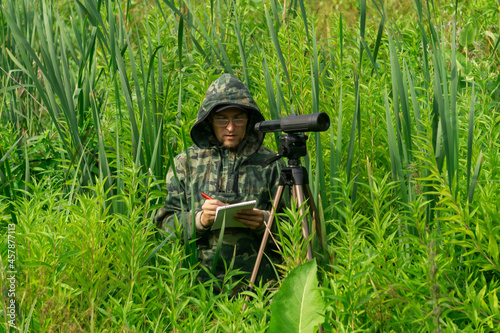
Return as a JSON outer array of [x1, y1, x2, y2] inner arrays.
[[210, 200, 257, 230]]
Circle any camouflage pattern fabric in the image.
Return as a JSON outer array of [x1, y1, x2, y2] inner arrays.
[[155, 73, 282, 285]]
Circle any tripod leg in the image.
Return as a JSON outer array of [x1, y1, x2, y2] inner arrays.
[[294, 185, 313, 261], [244, 184, 284, 307], [303, 184, 324, 250]]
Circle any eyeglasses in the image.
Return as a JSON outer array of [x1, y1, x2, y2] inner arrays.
[[212, 118, 248, 128]]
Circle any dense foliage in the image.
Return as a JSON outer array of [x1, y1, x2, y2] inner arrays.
[[1, 0, 499, 331]]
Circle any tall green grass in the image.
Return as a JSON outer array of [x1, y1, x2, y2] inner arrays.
[[1, 0, 500, 331]]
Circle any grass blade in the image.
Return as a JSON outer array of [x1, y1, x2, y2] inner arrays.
[[432, 42, 453, 188], [345, 77, 359, 183], [360, 37, 379, 77], [388, 30, 409, 164], [450, 19, 459, 194], [404, 59, 423, 134], [141, 232, 175, 267], [264, 4, 290, 88], [466, 83, 476, 191], [358, 0, 366, 63], [259, 45, 280, 148], [211, 213, 227, 275], [297, 0, 310, 44], [0, 137, 22, 171], [371, 1, 385, 69], [330, 83, 343, 209], [468, 151, 483, 204], [384, 88, 408, 203], [177, 16, 184, 72], [21, 298, 37, 333], [233, 3, 249, 89]]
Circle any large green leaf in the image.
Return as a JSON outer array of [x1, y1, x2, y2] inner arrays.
[[269, 259, 325, 333], [459, 23, 476, 47]]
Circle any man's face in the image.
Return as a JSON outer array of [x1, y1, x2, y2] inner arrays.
[[211, 108, 248, 149]]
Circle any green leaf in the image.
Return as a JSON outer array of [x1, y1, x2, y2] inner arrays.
[[269, 259, 325, 333], [489, 289, 500, 316], [233, 2, 249, 89], [489, 235, 499, 261], [21, 298, 37, 333], [459, 23, 475, 47], [264, 4, 290, 86], [468, 150, 483, 204], [297, 0, 310, 44], [0, 137, 22, 172], [466, 83, 476, 191]]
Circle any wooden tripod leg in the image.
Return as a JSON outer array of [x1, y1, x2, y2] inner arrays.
[[243, 185, 285, 308], [303, 184, 323, 249], [294, 185, 313, 261]]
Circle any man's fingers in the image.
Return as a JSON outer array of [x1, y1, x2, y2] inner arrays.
[[234, 209, 263, 220], [234, 214, 261, 222], [233, 217, 260, 229], [201, 199, 227, 225], [234, 209, 264, 230], [202, 200, 226, 211]]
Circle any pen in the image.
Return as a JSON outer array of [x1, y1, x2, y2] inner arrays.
[[201, 192, 213, 200]]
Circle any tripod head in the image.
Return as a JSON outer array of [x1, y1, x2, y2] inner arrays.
[[265, 133, 308, 166]]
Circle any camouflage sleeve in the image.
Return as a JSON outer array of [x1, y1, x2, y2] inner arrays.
[[154, 153, 208, 240]]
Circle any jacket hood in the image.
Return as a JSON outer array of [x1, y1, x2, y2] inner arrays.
[[190, 74, 265, 149]]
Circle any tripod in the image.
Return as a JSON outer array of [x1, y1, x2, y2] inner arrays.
[[246, 133, 324, 295]]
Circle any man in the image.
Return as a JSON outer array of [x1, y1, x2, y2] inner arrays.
[[155, 73, 282, 287]]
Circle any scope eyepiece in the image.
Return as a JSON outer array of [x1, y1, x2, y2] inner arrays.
[[254, 112, 330, 133]]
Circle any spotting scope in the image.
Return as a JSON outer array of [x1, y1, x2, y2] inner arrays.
[[254, 112, 330, 133]]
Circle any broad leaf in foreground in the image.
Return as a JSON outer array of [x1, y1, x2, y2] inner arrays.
[[269, 259, 325, 333]]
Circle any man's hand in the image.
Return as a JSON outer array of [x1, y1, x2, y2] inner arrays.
[[233, 208, 265, 230], [200, 199, 226, 228]]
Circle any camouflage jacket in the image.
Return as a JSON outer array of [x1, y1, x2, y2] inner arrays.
[[155, 74, 282, 284]]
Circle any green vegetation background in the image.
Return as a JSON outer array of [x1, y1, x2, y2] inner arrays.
[[1, 0, 500, 331]]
